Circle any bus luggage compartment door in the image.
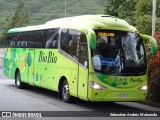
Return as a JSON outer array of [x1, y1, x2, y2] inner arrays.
[[27, 49, 35, 86]]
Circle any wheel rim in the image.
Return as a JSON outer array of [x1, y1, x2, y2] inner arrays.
[[62, 84, 69, 99]]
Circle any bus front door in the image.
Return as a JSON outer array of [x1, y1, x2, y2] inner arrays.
[[78, 36, 89, 101], [27, 49, 35, 86]]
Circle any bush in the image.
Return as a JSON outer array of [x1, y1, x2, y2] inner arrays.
[[147, 31, 160, 103]]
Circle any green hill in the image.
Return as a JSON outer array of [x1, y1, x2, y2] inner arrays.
[[0, 0, 105, 33]]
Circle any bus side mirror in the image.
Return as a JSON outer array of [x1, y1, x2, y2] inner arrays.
[[141, 34, 158, 55]]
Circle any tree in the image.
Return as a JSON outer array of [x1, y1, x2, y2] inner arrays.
[[104, 0, 124, 16], [104, 0, 160, 34], [10, 0, 29, 28], [104, 0, 137, 25], [118, 0, 137, 26], [0, 0, 29, 46], [135, 0, 160, 35]]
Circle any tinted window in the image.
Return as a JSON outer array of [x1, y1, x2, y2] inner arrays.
[[60, 29, 79, 59], [17, 32, 29, 47], [29, 31, 44, 48], [60, 28, 88, 67], [45, 28, 59, 48], [7, 33, 18, 47], [79, 33, 88, 68]]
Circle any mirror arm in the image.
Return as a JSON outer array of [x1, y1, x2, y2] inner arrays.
[[141, 34, 158, 55]]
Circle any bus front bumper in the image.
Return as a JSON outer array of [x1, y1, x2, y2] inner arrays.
[[88, 90, 147, 102]]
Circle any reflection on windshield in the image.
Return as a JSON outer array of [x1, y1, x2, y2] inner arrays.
[[92, 30, 146, 75], [122, 33, 145, 67]]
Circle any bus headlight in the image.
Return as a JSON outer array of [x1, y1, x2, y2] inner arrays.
[[139, 84, 147, 91], [90, 81, 107, 90]]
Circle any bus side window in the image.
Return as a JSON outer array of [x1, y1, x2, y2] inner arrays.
[[79, 33, 88, 68], [60, 29, 79, 60], [68, 29, 79, 59], [16, 32, 29, 48], [29, 31, 44, 48], [45, 28, 59, 48], [60, 29, 70, 53], [8, 33, 18, 47]]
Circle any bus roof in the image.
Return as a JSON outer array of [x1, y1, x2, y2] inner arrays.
[[7, 15, 138, 33]]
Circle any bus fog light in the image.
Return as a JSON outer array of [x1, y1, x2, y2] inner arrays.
[[139, 85, 147, 91], [90, 81, 106, 90]]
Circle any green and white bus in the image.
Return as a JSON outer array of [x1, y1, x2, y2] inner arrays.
[[3, 15, 157, 102]]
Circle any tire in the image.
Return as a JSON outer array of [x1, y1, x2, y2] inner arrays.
[[61, 80, 71, 103], [15, 71, 24, 89]]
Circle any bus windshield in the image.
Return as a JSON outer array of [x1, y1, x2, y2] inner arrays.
[[92, 30, 147, 76]]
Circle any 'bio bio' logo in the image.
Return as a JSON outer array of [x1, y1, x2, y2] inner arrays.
[[38, 51, 57, 63]]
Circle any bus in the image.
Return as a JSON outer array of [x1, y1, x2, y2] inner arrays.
[[3, 15, 158, 102]]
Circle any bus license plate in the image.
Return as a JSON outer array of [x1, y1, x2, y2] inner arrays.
[[119, 94, 128, 98]]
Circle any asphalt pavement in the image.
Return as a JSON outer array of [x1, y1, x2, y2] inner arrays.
[[0, 68, 160, 119]]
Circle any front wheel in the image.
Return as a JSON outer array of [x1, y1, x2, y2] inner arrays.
[[15, 71, 24, 89], [61, 80, 71, 103]]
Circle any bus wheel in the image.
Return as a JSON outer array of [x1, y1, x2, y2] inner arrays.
[[62, 80, 71, 103], [15, 71, 24, 89]]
